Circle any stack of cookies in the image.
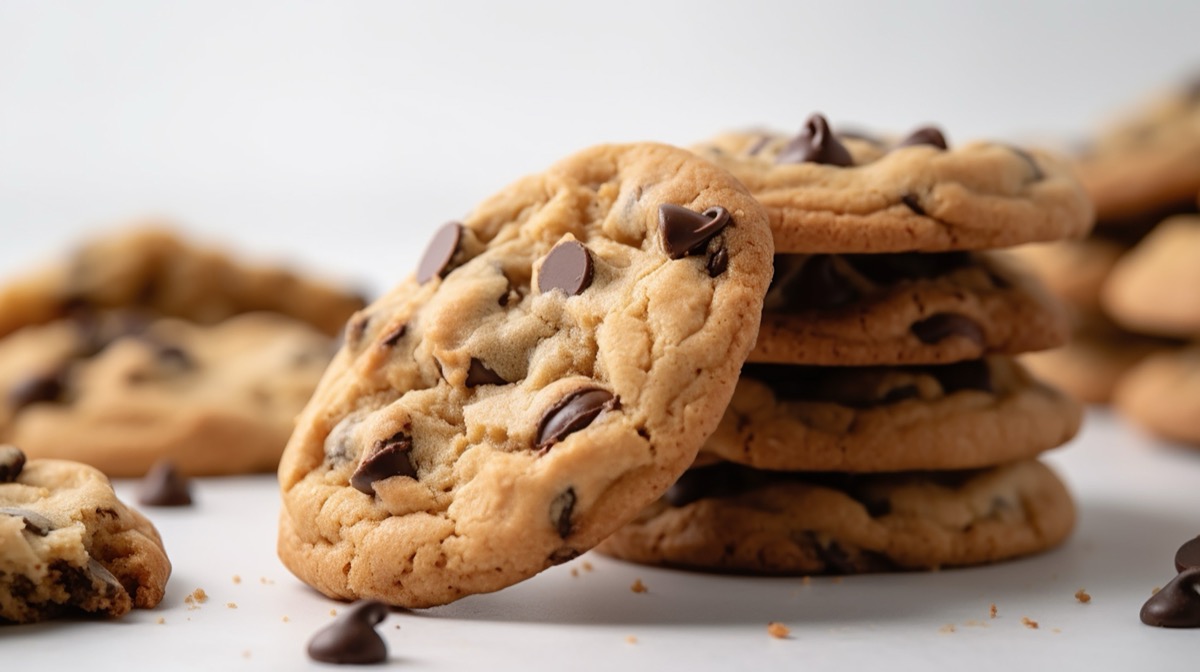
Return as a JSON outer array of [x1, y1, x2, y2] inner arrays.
[[597, 115, 1094, 575]]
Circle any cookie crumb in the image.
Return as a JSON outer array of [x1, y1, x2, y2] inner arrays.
[[625, 635, 638, 644], [963, 619, 988, 628], [260, 577, 274, 585], [989, 603, 998, 619], [232, 575, 241, 585], [156, 617, 166, 625], [570, 568, 579, 578], [767, 622, 791, 639], [185, 587, 208, 609], [630, 579, 648, 594], [242, 650, 251, 659], [582, 561, 594, 572], [1052, 628, 1062, 634], [801, 576, 812, 586], [227, 602, 238, 609], [330, 608, 338, 616], [1074, 588, 1091, 604], [939, 624, 956, 634], [282, 616, 290, 623], [1152, 586, 1161, 595], [1021, 616, 1039, 630]]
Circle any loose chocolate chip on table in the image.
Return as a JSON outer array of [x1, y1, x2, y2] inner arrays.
[[1141, 568, 1200, 628], [549, 488, 576, 538], [380, 323, 407, 348], [351, 432, 417, 495], [536, 388, 616, 451], [537, 240, 594, 295], [0, 507, 54, 536], [776, 113, 854, 167], [465, 358, 507, 387], [900, 193, 926, 216], [307, 600, 391, 665], [0, 445, 26, 482], [1175, 536, 1200, 573], [137, 459, 193, 507], [896, 126, 949, 150], [8, 370, 66, 411], [659, 205, 732, 259], [416, 221, 463, 284], [910, 313, 985, 348]]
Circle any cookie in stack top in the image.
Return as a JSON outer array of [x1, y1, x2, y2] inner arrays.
[[596, 115, 1094, 575]]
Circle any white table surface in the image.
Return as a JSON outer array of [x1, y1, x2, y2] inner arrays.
[[2, 409, 1197, 670]]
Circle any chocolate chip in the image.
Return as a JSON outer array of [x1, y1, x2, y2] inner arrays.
[[1006, 146, 1044, 181], [538, 241, 594, 296], [416, 221, 463, 284], [930, 360, 993, 395], [0, 507, 54, 536], [746, 134, 773, 156], [86, 558, 125, 596], [1141, 568, 1200, 628], [345, 314, 370, 350], [536, 388, 615, 451], [843, 252, 973, 284], [776, 113, 854, 167], [8, 370, 66, 411], [658, 205, 732, 260], [781, 255, 860, 310], [351, 432, 417, 495], [307, 600, 390, 664], [706, 246, 729, 277], [1176, 536, 1200, 573], [896, 126, 949, 150], [549, 488, 576, 538], [910, 314, 985, 347], [380, 323, 407, 348], [900, 193, 926, 215], [137, 459, 193, 507], [0, 445, 26, 482], [465, 358, 507, 387]]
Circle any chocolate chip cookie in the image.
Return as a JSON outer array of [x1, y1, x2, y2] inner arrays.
[[0, 447, 170, 623], [1103, 215, 1200, 338], [1113, 347, 1200, 445], [0, 225, 365, 339], [277, 143, 774, 608], [693, 116, 1093, 254], [0, 311, 334, 476], [751, 250, 1068, 365], [1011, 237, 1127, 314], [700, 357, 1081, 472], [596, 458, 1074, 575]]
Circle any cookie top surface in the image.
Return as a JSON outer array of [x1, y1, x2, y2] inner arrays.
[[0, 311, 334, 477], [693, 116, 1094, 253], [277, 142, 774, 608], [1103, 216, 1200, 337], [0, 448, 171, 623], [0, 225, 366, 339], [752, 250, 1068, 365]]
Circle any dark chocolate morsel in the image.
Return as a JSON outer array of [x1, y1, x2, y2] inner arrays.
[[0, 507, 54, 536], [538, 241, 594, 296], [1140, 568, 1200, 628], [776, 113, 854, 167], [910, 313, 985, 347], [549, 488, 576, 538], [465, 358, 507, 387], [351, 432, 417, 495], [706, 246, 729, 278], [416, 221, 463, 284], [137, 459, 193, 507], [896, 126, 949, 150], [536, 388, 615, 450], [1006, 146, 1045, 181], [380, 323, 407, 348], [8, 370, 66, 411], [86, 558, 125, 596], [659, 205, 732, 259], [0, 445, 26, 482], [307, 600, 391, 664], [1176, 536, 1200, 573], [900, 193, 926, 216]]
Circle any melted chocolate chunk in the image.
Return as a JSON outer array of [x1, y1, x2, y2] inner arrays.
[[137, 459, 193, 507], [86, 558, 125, 596], [896, 126, 949, 150], [416, 221, 463, 284], [1176, 536, 1200, 573], [351, 432, 417, 495], [841, 252, 973, 285], [659, 205, 732, 259], [776, 113, 854, 167], [1141, 568, 1200, 628], [900, 193, 926, 216], [538, 241, 594, 295], [706, 246, 729, 277], [910, 313, 985, 348], [307, 600, 390, 664], [777, 256, 859, 310], [0, 507, 54, 536], [549, 488, 576, 538], [0, 445, 26, 482], [8, 370, 67, 411], [380, 323, 407, 348], [536, 388, 615, 450], [465, 358, 507, 387]]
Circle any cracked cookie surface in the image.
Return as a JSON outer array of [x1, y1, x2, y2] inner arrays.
[[0, 447, 170, 623], [700, 357, 1081, 472], [596, 458, 1074, 575], [693, 118, 1093, 253], [277, 143, 773, 608]]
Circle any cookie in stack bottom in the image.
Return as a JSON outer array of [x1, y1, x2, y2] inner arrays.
[[597, 115, 1093, 574]]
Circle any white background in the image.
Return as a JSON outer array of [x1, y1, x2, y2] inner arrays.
[[2, 2, 1200, 669]]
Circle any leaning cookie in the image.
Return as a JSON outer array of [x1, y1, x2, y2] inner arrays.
[[1103, 215, 1200, 338], [1113, 347, 1200, 446], [0, 225, 365, 339], [596, 459, 1074, 575], [693, 116, 1093, 253], [0, 311, 333, 477], [0, 447, 170, 623], [277, 143, 774, 608], [700, 357, 1080, 472], [751, 250, 1068, 366]]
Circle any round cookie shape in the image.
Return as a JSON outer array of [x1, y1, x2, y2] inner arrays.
[[701, 357, 1081, 472], [1113, 347, 1200, 446], [596, 459, 1074, 575], [0, 311, 334, 476], [752, 250, 1069, 366], [1103, 216, 1200, 338], [693, 116, 1094, 254], [277, 142, 774, 608], [0, 449, 170, 623]]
